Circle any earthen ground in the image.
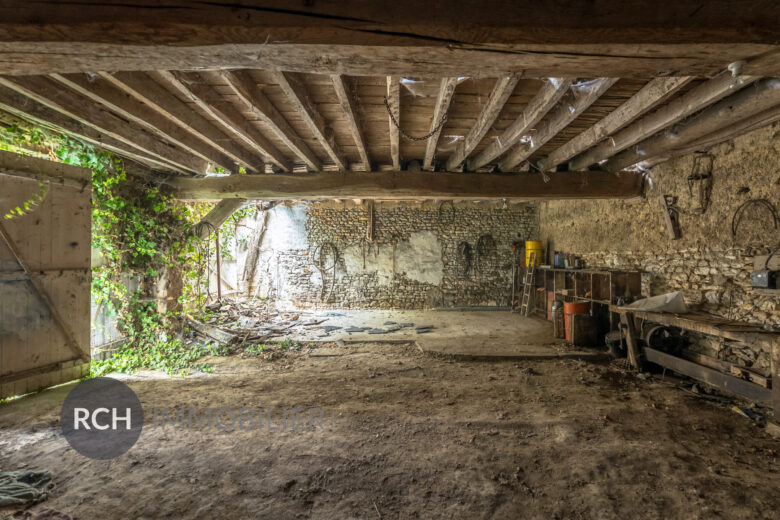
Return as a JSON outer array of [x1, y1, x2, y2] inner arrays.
[[1, 335, 779, 519]]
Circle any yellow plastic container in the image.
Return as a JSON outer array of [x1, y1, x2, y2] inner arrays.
[[525, 240, 543, 266]]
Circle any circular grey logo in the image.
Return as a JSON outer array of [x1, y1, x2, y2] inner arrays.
[[60, 377, 143, 459]]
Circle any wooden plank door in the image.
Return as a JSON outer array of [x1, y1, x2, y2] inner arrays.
[[0, 151, 91, 398]]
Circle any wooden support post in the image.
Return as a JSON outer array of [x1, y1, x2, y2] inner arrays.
[[620, 312, 642, 371], [215, 228, 222, 301]]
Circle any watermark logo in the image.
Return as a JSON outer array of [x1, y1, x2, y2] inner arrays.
[[60, 377, 143, 460]]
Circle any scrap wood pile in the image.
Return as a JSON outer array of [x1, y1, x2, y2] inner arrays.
[[186, 298, 436, 348]]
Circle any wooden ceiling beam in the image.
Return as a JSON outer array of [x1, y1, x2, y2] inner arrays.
[[165, 170, 645, 201], [423, 77, 459, 171], [194, 199, 247, 240], [385, 76, 401, 170], [155, 70, 291, 172], [468, 77, 572, 171], [1, 44, 776, 78], [642, 103, 780, 169], [446, 75, 520, 171], [537, 76, 693, 172], [49, 73, 242, 173], [498, 78, 617, 172], [0, 76, 205, 174], [0, 83, 177, 172], [2, 2, 777, 45], [604, 78, 780, 172], [272, 71, 346, 171], [220, 70, 321, 171], [99, 72, 263, 173], [330, 75, 371, 171], [568, 72, 760, 170]]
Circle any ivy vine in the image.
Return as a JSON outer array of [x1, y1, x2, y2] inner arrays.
[[1, 124, 217, 375]]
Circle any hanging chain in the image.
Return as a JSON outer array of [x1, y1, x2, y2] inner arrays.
[[383, 97, 447, 141]]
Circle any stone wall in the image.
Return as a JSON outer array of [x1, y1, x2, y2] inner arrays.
[[540, 123, 780, 372], [238, 200, 538, 309]]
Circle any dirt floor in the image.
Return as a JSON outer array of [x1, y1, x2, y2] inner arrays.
[[1, 336, 779, 519]]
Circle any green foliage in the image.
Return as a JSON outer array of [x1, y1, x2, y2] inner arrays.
[[2, 124, 216, 376]]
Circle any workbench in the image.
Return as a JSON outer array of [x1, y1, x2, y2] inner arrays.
[[610, 305, 779, 422]]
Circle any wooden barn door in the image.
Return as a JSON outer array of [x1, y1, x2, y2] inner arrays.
[[0, 151, 91, 398]]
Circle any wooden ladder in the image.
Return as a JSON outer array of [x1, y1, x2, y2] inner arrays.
[[519, 251, 537, 316]]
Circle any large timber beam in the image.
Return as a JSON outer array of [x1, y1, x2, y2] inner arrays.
[[100, 72, 263, 173], [423, 77, 459, 171], [49, 73, 241, 173], [2, 44, 776, 79], [155, 71, 291, 172], [446, 75, 520, 171], [1, 2, 779, 76], [331, 75, 371, 171], [498, 78, 617, 172], [537, 76, 693, 172], [0, 75, 206, 175], [272, 71, 346, 171], [1, 2, 777, 45], [165, 170, 645, 201], [468, 78, 572, 171], [568, 72, 760, 170], [220, 71, 321, 171], [604, 78, 780, 172]]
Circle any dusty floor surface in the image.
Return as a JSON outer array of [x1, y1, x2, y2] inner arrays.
[[1, 340, 779, 519]]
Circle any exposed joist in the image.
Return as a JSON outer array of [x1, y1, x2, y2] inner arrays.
[[220, 70, 321, 171], [499, 78, 618, 172], [423, 77, 459, 171], [272, 71, 346, 171], [194, 199, 247, 240], [165, 170, 645, 201], [330, 75, 371, 171], [644, 103, 780, 168], [0, 83, 182, 173], [446, 75, 520, 171], [605, 78, 780, 172], [100, 72, 263, 173], [49, 73, 242, 173], [537, 76, 693, 172], [386, 76, 401, 170], [468, 78, 572, 171], [155, 71, 291, 172], [568, 72, 760, 170], [0, 75, 205, 175]]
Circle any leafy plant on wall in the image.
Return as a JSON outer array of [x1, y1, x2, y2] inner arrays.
[[1, 124, 216, 375]]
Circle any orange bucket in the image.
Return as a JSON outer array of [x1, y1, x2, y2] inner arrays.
[[563, 302, 589, 341]]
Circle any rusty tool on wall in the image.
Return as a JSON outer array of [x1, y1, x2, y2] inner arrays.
[[660, 194, 681, 240], [687, 153, 713, 214]]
